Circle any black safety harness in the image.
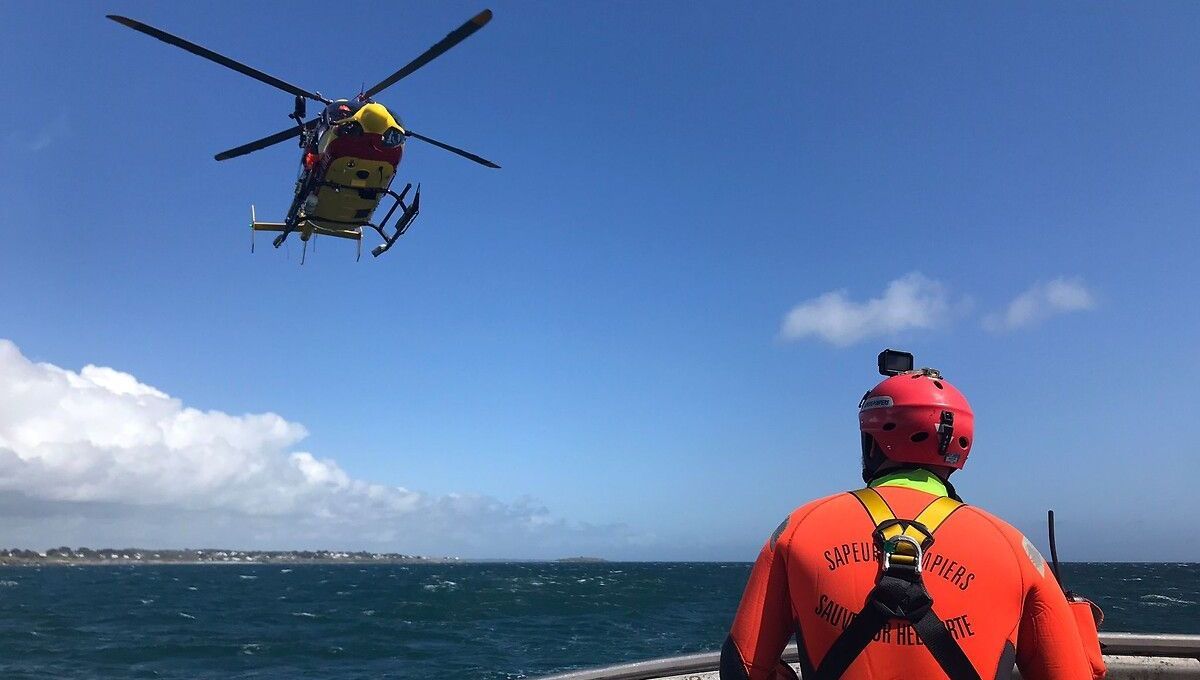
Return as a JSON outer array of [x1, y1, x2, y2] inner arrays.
[[810, 488, 981, 680]]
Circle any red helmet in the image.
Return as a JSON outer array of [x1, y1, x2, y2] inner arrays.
[[859, 368, 974, 476]]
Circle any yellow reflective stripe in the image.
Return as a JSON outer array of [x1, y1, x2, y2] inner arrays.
[[848, 489, 965, 567], [850, 488, 895, 527], [895, 496, 963, 565], [850, 490, 915, 563], [911, 496, 963, 537]]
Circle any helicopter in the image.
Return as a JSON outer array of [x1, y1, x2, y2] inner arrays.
[[107, 11, 499, 260]]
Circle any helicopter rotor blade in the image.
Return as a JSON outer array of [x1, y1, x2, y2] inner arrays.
[[107, 15, 330, 104], [405, 129, 500, 169], [215, 120, 318, 161], [361, 10, 493, 100]]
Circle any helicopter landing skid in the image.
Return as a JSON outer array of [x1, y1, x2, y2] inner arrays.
[[369, 182, 421, 258], [249, 183, 420, 261]]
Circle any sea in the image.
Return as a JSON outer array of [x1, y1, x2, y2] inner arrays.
[[0, 562, 1195, 679]]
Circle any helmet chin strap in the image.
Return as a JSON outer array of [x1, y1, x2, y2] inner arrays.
[[860, 435, 889, 484]]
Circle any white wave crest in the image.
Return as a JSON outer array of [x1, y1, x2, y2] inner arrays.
[[1140, 594, 1197, 606]]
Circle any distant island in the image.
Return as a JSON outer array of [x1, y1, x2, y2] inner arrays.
[[556, 556, 608, 563], [0, 547, 459, 566]]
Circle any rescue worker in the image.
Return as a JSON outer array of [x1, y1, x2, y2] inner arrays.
[[721, 351, 1104, 680]]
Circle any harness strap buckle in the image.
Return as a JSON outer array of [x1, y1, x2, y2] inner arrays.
[[872, 517, 935, 574], [881, 534, 924, 573]]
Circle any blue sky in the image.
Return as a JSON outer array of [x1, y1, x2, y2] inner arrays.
[[0, 1, 1197, 560]]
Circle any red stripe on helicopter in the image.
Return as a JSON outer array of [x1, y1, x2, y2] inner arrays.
[[323, 134, 404, 166]]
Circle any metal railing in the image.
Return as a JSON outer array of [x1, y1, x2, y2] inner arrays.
[[533, 634, 1200, 680]]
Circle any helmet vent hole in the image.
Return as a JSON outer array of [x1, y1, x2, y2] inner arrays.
[[933, 380, 944, 389], [910, 374, 921, 379], [910, 432, 929, 443], [959, 437, 970, 449], [882, 422, 897, 431]]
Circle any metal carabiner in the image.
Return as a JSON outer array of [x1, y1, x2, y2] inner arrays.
[[882, 534, 924, 573]]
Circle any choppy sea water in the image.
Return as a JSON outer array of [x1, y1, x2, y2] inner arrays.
[[0, 562, 1195, 679]]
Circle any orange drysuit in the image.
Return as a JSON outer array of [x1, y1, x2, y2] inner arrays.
[[723, 474, 1099, 680]]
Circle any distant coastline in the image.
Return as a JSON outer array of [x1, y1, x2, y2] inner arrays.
[[0, 547, 459, 566]]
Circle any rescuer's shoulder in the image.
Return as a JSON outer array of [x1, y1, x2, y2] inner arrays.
[[958, 503, 1025, 545], [960, 503, 1052, 579], [767, 492, 853, 550]]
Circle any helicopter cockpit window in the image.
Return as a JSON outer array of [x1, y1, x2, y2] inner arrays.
[[325, 101, 359, 122]]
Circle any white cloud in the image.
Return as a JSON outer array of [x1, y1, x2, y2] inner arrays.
[[7, 112, 70, 152], [983, 277, 1096, 332], [779, 273, 952, 346], [0, 340, 635, 557]]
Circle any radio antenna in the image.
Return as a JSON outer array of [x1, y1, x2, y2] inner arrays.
[[1047, 509, 1063, 584]]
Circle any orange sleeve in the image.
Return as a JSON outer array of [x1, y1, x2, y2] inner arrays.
[[721, 517, 796, 680], [1068, 598, 1107, 679], [1014, 540, 1099, 680]]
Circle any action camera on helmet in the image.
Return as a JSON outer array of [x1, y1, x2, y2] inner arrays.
[[877, 349, 914, 376]]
